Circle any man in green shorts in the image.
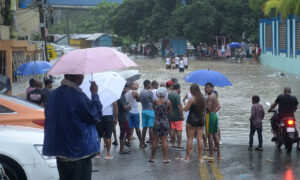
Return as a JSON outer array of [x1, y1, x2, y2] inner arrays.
[[205, 82, 222, 160]]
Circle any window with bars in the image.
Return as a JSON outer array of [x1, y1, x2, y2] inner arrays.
[[0, 51, 6, 76], [266, 25, 272, 48], [296, 22, 300, 50], [279, 23, 287, 49]]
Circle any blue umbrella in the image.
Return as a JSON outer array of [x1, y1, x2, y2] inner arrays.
[[229, 42, 242, 48], [14, 61, 52, 76], [184, 69, 232, 87]]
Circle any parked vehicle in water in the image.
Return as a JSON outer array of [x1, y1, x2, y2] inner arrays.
[[0, 126, 58, 180]]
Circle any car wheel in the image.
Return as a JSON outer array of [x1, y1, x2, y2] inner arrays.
[[0, 156, 27, 180]]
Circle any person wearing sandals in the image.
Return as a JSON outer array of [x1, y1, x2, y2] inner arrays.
[[168, 83, 184, 150], [149, 87, 172, 163], [248, 95, 265, 151], [182, 84, 206, 163], [125, 82, 146, 148], [117, 86, 131, 154]]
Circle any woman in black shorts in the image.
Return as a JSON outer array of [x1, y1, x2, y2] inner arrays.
[[182, 84, 206, 163]]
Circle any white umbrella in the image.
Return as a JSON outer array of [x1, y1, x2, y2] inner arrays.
[[80, 72, 126, 109], [119, 70, 141, 84]]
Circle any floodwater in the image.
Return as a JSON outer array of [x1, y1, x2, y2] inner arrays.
[[130, 56, 300, 145]]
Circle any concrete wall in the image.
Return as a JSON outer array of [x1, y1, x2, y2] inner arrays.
[[15, 8, 40, 39], [261, 53, 300, 76], [0, 25, 10, 40], [260, 16, 300, 76]]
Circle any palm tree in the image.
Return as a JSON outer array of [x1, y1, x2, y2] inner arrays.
[[263, 0, 300, 18]]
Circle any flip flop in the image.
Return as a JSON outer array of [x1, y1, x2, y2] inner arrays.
[[104, 156, 113, 160], [177, 146, 186, 151], [180, 158, 189, 163], [148, 158, 154, 163], [171, 145, 177, 149], [119, 151, 131, 154], [163, 160, 171, 164]]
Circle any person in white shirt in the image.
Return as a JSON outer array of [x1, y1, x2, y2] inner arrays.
[[175, 55, 180, 69], [151, 80, 159, 101], [221, 44, 225, 57], [179, 57, 184, 73], [125, 82, 146, 148], [183, 55, 189, 69], [95, 101, 118, 159], [166, 56, 171, 69]]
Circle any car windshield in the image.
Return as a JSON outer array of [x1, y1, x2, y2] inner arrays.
[[0, 94, 43, 110]]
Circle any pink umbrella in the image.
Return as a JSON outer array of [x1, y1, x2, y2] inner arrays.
[[48, 47, 137, 75]]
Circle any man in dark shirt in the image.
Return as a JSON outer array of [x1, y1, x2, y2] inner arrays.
[[168, 83, 184, 150], [268, 87, 299, 143], [42, 78, 54, 104], [118, 86, 131, 154], [27, 80, 46, 106]]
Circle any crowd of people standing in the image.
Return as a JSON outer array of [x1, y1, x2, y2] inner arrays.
[[39, 73, 223, 180]]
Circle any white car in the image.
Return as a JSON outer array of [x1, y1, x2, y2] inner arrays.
[[0, 126, 58, 180]]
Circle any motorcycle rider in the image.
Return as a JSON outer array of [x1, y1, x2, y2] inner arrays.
[[268, 87, 299, 149]]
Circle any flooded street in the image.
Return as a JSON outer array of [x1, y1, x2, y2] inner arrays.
[[130, 56, 300, 145]]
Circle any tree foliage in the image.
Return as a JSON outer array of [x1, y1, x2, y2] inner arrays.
[[49, 0, 264, 45], [263, 0, 300, 19]]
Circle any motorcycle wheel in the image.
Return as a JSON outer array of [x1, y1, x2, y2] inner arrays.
[[276, 141, 282, 150], [285, 141, 293, 153]]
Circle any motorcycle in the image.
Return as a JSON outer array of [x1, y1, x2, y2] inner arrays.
[[269, 109, 299, 153]]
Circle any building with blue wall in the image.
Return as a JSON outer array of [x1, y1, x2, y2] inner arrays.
[[259, 16, 300, 75], [161, 38, 187, 56], [85, 33, 112, 47]]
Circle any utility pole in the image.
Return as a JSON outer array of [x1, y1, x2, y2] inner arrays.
[[66, 12, 70, 45], [38, 0, 49, 62]]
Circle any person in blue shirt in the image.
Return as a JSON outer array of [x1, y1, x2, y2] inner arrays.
[[43, 74, 102, 180]]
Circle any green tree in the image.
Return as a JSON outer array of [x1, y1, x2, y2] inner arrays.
[[263, 0, 300, 18], [171, 0, 220, 45]]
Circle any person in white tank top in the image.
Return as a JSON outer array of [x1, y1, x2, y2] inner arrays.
[[165, 56, 171, 69], [179, 57, 184, 73], [183, 55, 189, 69], [125, 82, 146, 148]]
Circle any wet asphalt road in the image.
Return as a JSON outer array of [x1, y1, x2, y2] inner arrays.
[[91, 139, 300, 180], [90, 57, 300, 180]]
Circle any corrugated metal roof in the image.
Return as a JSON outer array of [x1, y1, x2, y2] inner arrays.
[[85, 33, 106, 41], [26, 0, 122, 6], [70, 34, 91, 39]]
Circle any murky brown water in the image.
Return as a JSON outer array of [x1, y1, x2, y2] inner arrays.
[[130, 56, 300, 145]]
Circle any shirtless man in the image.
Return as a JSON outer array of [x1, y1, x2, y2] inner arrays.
[[205, 82, 222, 159]]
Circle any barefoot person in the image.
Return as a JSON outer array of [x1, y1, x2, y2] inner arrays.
[[182, 84, 206, 163], [118, 86, 131, 154], [149, 87, 172, 163], [140, 80, 155, 145], [205, 82, 222, 159], [126, 82, 145, 148], [95, 101, 118, 159]]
